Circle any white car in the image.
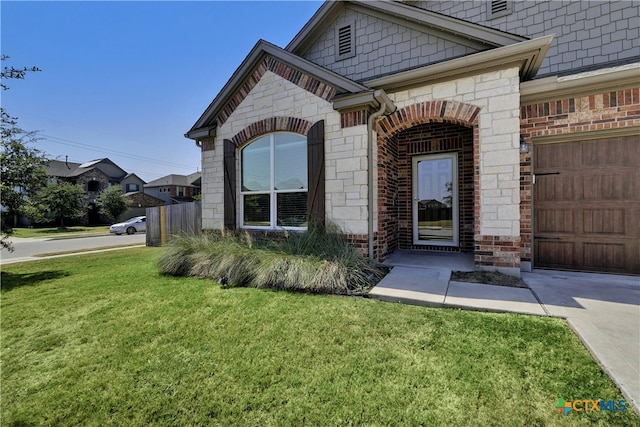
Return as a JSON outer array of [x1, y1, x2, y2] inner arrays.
[[110, 216, 146, 235]]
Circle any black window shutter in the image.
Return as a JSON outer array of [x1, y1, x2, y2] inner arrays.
[[307, 120, 325, 229], [223, 139, 236, 230]]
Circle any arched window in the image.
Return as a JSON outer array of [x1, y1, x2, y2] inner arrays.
[[240, 133, 307, 229]]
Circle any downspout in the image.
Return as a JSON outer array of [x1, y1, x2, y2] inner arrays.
[[367, 90, 396, 262]]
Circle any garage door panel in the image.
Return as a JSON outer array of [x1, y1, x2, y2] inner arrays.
[[622, 137, 640, 165], [582, 209, 625, 234], [535, 241, 575, 268], [583, 242, 626, 271], [534, 135, 639, 274], [582, 174, 628, 200], [534, 208, 574, 233], [600, 174, 625, 199], [534, 176, 575, 201], [534, 143, 580, 169], [582, 139, 625, 166]]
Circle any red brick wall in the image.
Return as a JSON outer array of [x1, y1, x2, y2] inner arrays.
[[341, 110, 369, 128], [520, 88, 640, 264], [345, 233, 370, 257], [231, 117, 312, 148], [201, 140, 215, 151], [475, 236, 521, 269], [377, 122, 474, 260], [377, 133, 399, 259]]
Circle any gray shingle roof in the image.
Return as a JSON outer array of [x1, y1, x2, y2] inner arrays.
[[46, 158, 128, 181], [144, 172, 201, 188]]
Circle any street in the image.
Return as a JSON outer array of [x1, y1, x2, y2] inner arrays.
[[1, 233, 146, 265]]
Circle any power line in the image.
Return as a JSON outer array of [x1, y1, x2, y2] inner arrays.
[[41, 133, 197, 170]]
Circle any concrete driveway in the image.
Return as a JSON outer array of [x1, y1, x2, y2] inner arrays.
[[523, 270, 640, 413]]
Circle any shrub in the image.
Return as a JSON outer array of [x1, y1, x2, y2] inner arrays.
[[159, 226, 384, 294]]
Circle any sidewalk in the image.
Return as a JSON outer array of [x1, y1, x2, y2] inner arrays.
[[369, 265, 547, 316], [369, 250, 547, 315]]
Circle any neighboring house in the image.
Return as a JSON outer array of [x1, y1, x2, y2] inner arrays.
[[46, 158, 147, 224], [119, 191, 165, 222], [121, 173, 146, 194], [144, 172, 202, 205], [186, 1, 639, 275]]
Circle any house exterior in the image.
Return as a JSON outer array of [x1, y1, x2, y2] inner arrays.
[[46, 158, 147, 224], [186, 0, 639, 275], [119, 191, 164, 221], [121, 173, 146, 194], [144, 172, 202, 205]]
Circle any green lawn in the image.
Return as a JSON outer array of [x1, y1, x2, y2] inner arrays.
[[1, 248, 636, 426], [11, 225, 110, 238]]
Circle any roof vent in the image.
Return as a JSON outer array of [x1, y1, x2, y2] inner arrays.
[[335, 22, 355, 61], [488, 0, 512, 19]]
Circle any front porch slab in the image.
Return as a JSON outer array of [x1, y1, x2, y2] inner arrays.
[[382, 250, 474, 271], [369, 252, 547, 317]]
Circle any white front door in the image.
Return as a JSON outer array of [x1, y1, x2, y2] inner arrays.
[[412, 153, 459, 246]]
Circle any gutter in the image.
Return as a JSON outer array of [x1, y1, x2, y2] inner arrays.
[[520, 63, 640, 104], [184, 123, 217, 148], [366, 89, 396, 262]]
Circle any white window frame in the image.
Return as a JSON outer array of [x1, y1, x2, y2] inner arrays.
[[240, 132, 308, 231]]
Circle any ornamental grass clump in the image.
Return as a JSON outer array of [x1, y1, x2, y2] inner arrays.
[[159, 225, 384, 294]]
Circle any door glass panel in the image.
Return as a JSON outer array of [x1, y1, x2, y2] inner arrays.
[[415, 157, 455, 243]]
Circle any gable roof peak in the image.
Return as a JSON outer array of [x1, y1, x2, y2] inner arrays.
[[287, 0, 527, 55], [186, 39, 368, 140]]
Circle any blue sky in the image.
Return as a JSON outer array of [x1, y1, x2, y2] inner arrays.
[[1, 1, 323, 182]]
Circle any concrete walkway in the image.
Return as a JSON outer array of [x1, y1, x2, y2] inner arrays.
[[368, 250, 640, 412], [369, 251, 547, 316]]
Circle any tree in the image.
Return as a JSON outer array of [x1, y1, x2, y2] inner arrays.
[[1, 56, 40, 90], [1, 56, 46, 251], [1, 112, 49, 220], [442, 181, 453, 207], [97, 185, 128, 222], [25, 182, 85, 228]]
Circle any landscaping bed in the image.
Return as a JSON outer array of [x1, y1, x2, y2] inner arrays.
[[451, 270, 529, 288], [159, 228, 385, 295]]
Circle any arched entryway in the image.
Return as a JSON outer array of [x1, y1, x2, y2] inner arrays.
[[376, 100, 480, 262]]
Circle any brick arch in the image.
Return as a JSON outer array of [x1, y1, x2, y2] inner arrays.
[[231, 117, 313, 148], [377, 100, 481, 139], [375, 100, 481, 262]]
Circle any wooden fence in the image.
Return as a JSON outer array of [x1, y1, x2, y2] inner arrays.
[[146, 202, 202, 247]]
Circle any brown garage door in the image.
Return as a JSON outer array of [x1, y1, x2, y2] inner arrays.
[[534, 135, 640, 274]]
